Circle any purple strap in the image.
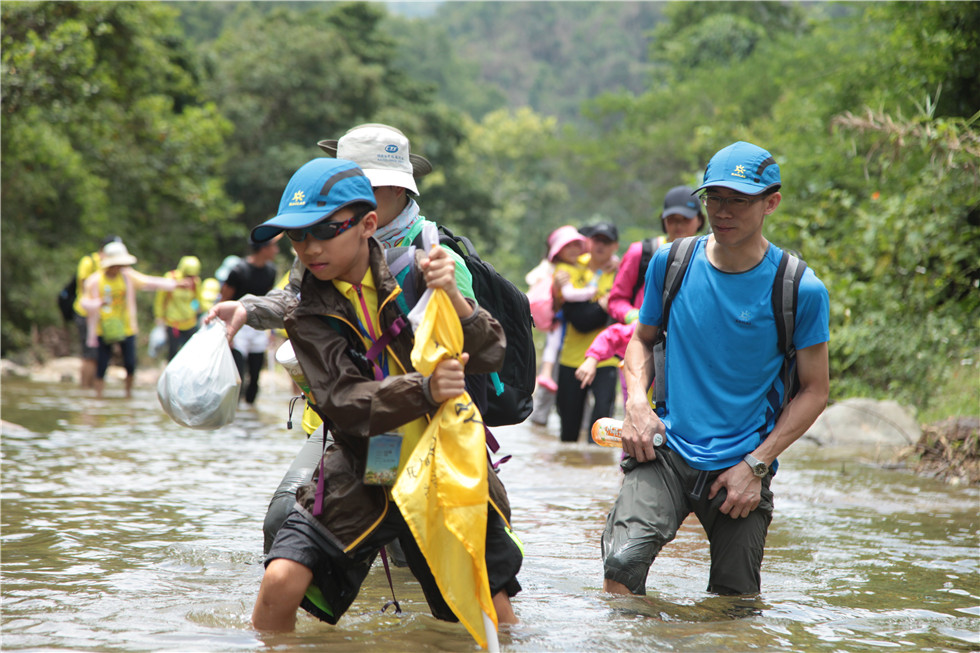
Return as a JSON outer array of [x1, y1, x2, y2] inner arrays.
[[313, 454, 326, 517], [483, 423, 500, 453], [364, 315, 407, 381], [379, 546, 402, 614]]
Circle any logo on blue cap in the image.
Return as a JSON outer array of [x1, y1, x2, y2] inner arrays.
[[695, 141, 781, 196]]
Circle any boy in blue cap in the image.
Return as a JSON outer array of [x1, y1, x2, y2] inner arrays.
[[248, 157, 522, 631], [601, 141, 830, 596]]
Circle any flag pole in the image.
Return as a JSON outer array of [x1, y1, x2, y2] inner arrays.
[[483, 611, 499, 653]]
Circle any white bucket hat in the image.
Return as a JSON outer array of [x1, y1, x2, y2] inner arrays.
[[100, 241, 138, 268], [317, 123, 432, 195]]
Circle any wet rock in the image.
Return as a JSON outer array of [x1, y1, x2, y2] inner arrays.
[[0, 360, 30, 379], [800, 398, 921, 457]]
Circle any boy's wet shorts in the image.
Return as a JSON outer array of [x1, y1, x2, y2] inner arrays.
[[267, 501, 523, 624], [602, 445, 773, 596]]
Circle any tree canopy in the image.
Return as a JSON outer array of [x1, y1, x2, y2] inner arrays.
[[2, 1, 977, 412]]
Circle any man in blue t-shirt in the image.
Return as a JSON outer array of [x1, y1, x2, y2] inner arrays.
[[601, 141, 830, 596]]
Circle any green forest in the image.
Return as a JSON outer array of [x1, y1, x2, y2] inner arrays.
[[2, 1, 978, 417]]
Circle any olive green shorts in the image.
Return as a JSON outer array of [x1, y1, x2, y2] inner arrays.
[[601, 445, 774, 595]]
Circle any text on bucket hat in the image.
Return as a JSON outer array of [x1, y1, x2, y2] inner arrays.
[[250, 158, 377, 243], [547, 225, 589, 263], [317, 123, 433, 196], [100, 241, 138, 268], [695, 141, 781, 196], [661, 185, 701, 219]]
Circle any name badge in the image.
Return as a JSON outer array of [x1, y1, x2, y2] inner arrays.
[[364, 433, 403, 486]]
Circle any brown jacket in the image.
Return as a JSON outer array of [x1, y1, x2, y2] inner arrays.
[[285, 238, 510, 551]]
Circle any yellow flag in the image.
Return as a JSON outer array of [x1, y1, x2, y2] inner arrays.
[[391, 288, 497, 649]]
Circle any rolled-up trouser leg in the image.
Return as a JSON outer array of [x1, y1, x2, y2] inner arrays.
[[263, 425, 326, 554], [601, 451, 690, 594]]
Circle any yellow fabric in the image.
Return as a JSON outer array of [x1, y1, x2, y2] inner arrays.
[[199, 278, 221, 315], [333, 269, 425, 467], [93, 271, 133, 338], [73, 252, 100, 316], [300, 404, 322, 435], [391, 288, 496, 650], [153, 271, 204, 330], [559, 254, 618, 368]]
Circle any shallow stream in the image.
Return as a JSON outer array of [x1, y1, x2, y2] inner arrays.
[[2, 375, 977, 651]]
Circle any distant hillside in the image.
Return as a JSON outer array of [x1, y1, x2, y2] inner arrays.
[[397, 2, 664, 123]]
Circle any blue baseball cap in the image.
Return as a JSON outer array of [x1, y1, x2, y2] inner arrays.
[[251, 158, 377, 243], [695, 141, 781, 195]]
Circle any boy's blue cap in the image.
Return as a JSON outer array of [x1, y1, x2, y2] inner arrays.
[[695, 141, 781, 195], [251, 158, 377, 243]]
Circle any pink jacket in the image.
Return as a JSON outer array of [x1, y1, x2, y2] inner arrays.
[[584, 321, 635, 363], [608, 240, 651, 322]]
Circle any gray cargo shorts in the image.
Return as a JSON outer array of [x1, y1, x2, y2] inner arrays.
[[601, 445, 774, 595]]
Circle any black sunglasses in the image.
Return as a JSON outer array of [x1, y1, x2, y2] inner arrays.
[[285, 210, 368, 242]]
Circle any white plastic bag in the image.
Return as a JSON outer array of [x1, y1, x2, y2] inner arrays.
[[157, 319, 241, 429], [148, 324, 168, 359]]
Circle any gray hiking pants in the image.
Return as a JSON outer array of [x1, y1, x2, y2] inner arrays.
[[601, 445, 774, 595]]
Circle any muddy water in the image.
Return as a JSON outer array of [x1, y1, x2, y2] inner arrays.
[[2, 375, 977, 651]]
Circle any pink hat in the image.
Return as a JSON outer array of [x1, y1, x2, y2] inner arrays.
[[547, 225, 588, 263]]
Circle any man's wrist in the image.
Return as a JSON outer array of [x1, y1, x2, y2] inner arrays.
[[742, 453, 769, 477]]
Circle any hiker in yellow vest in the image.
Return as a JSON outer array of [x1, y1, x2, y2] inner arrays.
[[73, 235, 122, 388], [153, 256, 205, 360], [81, 242, 187, 398]]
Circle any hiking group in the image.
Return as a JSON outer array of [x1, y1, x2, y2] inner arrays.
[[199, 123, 829, 639]]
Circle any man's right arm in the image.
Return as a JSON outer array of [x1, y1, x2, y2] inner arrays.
[[620, 321, 664, 463]]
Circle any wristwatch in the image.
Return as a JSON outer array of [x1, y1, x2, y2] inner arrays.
[[743, 453, 769, 478]]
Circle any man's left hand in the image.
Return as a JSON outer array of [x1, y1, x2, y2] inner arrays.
[[708, 463, 762, 519]]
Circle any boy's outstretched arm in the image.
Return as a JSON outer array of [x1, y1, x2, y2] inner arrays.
[[421, 246, 473, 318]]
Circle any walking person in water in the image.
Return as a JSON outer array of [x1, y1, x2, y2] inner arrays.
[[601, 141, 830, 596], [245, 157, 522, 632]]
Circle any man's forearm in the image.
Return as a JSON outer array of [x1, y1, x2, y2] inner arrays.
[[623, 333, 655, 409], [753, 385, 827, 465]]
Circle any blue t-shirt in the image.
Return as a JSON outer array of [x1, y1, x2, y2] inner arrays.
[[638, 237, 829, 471]]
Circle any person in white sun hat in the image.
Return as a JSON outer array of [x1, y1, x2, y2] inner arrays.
[[81, 241, 190, 398]]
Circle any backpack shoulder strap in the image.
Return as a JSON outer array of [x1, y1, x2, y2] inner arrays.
[[771, 249, 806, 355], [768, 248, 807, 423], [653, 236, 699, 412], [412, 223, 478, 260], [660, 236, 699, 328], [631, 237, 657, 301]]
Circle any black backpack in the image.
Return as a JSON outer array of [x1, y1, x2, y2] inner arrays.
[[631, 237, 660, 302], [652, 236, 807, 424], [410, 225, 535, 426], [57, 274, 77, 322]]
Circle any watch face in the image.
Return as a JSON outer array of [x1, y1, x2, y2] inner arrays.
[[753, 463, 768, 477]]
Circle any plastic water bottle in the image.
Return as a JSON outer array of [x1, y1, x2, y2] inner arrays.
[[275, 340, 313, 402], [591, 418, 664, 448]]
